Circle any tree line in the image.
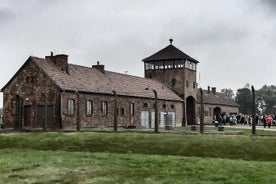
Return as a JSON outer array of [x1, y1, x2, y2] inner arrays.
[[221, 84, 276, 115]]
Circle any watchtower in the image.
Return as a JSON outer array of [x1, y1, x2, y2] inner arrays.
[[142, 39, 199, 125]]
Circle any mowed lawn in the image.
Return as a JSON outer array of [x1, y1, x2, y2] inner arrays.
[[1, 132, 276, 183]]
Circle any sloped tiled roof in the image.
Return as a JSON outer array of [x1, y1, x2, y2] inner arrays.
[[142, 44, 199, 63], [197, 89, 239, 107], [32, 57, 183, 101]]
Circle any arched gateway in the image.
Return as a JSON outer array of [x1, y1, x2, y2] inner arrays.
[[187, 96, 196, 125]]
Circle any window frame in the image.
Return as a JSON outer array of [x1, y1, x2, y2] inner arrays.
[[68, 99, 75, 116], [102, 101, 108, 115], [86, 100, 93, 116], [130, 103, 135, 115]]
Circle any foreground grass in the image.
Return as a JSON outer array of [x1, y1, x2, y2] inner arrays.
[[1, 149, 276, 184], [1, 132, 276, 161], [173, 125, 276, 136]]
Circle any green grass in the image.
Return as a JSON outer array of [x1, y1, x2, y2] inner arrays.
[[173, 125, 276, 136], [1, 132, 276, 161], [1, 132, 276, 183], [1, 149, 276, 184]]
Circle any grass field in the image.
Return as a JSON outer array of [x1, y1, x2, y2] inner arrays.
[[1, 132, 276, 183]]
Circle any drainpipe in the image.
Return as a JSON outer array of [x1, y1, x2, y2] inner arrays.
[[60, 90, 66, 129], [153, 89, 158, 133], [145, 88, 159, 133], [41, 92, 47, 131], [76, 90, 80, 131]]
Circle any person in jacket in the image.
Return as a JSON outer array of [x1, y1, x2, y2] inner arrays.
[[266, 115, 273, 128]]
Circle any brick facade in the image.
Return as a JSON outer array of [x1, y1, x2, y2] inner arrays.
[[2, 59, 60, 129], [1, 55, 184, 130], [61, 92, 183, 129], [1, 42, 238, 130]]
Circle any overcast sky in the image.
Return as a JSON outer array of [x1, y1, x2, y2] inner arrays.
[[1, 0, 276, 107]]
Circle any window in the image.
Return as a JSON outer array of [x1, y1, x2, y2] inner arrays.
[[186, 80, 189, 87], [130, 103, 134, 115], [155, 61, 164, 70], [162, 104, 166, 109], [102, 101, 108, 115], [185, 60, 196, 71], [86, 100, 93, 116], [164, 60, 174, 69], [26, 76, 30, 83], [145, 62, 154, 70], [171, 104, 175, 109], [175, 60, 185, 68], [143, 103, 148, 108], [68, 99, 75, 115], [193, 82, 196, 89], [121, 108, 125, 116]]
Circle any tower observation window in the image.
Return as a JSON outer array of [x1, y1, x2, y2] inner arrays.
[[175, 60, 185, 68], [164, 60, 174, 69], [155, 61, 164, 70], [145, 62, 154, 70]]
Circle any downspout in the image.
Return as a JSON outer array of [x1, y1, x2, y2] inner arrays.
[[41, 92, 47, 131], [60, 90, 66, 129], [76, 90, 80, 131]]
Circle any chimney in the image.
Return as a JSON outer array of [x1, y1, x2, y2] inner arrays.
[[211, 87, 216, 95], [46, 53, 69, 73], [92, 61, 105, 73], [207, 86, 210, 93]]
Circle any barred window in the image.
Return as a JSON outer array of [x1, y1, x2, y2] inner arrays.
[[86, 100, 93, 116], [68, 99, 75, 115], [130, 103, 134, 115], [102, 101, 108, 115]]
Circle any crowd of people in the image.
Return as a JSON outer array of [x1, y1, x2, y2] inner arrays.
[[213, 114, 276, 128]]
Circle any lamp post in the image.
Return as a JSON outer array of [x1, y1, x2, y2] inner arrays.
[[112, 90, 118, 132], [145, 88, 158, 133]]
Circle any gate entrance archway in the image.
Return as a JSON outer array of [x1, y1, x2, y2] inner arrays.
[[186, 96, 196, 125]]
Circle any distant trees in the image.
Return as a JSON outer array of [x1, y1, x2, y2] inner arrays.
[[233, 84, 276, 115], [221, 88, 234, 99], [235, 86, 252, 114], [256, 85, 276, 115]]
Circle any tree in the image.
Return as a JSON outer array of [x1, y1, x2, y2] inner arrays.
[[221, 88, 234, 99], [235, 87, 252, 114], [256, 85, 276, 115]]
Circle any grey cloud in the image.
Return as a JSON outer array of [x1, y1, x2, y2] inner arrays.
[[260, 0, 276, 9], [0, 7, 14, 24]]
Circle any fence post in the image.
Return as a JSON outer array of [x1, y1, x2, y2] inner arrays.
[[251, 86, 256, 135]]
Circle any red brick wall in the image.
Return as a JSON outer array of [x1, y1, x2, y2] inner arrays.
[[2, 60, 60, 129]]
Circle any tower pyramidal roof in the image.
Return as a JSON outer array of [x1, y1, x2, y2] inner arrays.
[[142, 39, 199, 63]]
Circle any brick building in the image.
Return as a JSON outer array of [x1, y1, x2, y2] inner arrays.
[[1, 40, 238, 130], [196, 87, 239, 123]]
